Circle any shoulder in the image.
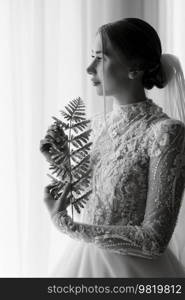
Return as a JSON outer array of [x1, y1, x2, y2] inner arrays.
[[146, 99, 185, 136], [151, 118, 185, 139], [148, 118, 185, 157]]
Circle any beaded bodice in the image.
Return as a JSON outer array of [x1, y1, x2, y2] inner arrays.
[[84, 99, 168, 226], [52, 99, 185, 259]]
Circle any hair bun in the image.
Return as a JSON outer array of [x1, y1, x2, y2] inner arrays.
[[142, 62, 166, 90]]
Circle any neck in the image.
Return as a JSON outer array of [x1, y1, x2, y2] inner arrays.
[[112, 84, 147, 106]]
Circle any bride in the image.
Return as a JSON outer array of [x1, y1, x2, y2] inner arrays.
[[41, 18, 185, 277]]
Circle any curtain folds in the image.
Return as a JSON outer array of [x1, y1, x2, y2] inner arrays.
[[0, 0, 184, 276]]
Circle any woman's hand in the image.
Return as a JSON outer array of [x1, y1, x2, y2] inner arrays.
[[44, 182, 72, 217], [40, 139, 53, 162], [40, 124, 68, 163]]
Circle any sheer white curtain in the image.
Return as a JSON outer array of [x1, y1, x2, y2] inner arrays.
[[0, 0, 185, 277], [0, 0, 86, 277]]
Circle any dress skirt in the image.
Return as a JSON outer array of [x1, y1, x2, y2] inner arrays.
[[50, 237, 185, 278]]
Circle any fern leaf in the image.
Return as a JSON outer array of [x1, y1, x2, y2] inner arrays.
[[73, 116, 86, 122], [74, 151, 85, 159], [72, 151, 85, 160], [65, 106, 74, 116], [60, 98, 85, 122], [55, 168, 64, 177], [70, 120, 91, 131], [73, 203, 81, 214], [73, 190, 92, 204], [46, 173, 59, 184], [41, 97, 92, 216], [71, 171, 81, 180], [67, 102, 76, 111], [71, 130, 92, 147], [72, 154, 90, 171], [70, 155, 79, 164], [51, 116, 68, 129], [73, 111, 85, 117], [71, 190, 92, 214], [52, 153, 68, 166], [72, 168, 91, 187], [72, 126, 79, 134], [75, 138, 83, 148], [71, 139, 80, 148], [60, 111, 72, 121], [70, 142, 92, 158]]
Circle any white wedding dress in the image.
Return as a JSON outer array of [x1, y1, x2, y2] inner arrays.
[[51, 98, 185, 277]]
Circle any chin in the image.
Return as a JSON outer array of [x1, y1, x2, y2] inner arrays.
[[95, 86, 110, 97], [96, 91, 112, 97], [96, 90, 103, 96]]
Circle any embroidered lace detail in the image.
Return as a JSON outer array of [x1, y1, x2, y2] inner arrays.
[[52, 99, 185, 259]]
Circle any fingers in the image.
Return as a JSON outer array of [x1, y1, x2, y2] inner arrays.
[[61, 182, 72, 199], [57, 182, 72, 211], [44, 183, 54, 192], [46, 125, 60, 141], [44, 184, 54, 199], [40, 139, 54, 162], [43, 184, 56, 213], [40, 139, 52, 154], [44, 182, 72, 212]]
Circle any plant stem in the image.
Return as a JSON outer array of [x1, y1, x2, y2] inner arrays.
[[68, 119, 73, 221]]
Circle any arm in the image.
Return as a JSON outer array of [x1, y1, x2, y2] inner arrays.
[[52, 119, 185, 259]]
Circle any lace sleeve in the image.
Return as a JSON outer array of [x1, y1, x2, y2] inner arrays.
[[52, 119, 185, 259]]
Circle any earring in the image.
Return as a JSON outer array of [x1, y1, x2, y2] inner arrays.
[[128, 71, 138, 79]]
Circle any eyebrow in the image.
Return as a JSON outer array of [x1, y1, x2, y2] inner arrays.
[[91, 50, 102, 54], [91, 50, 108, 55]]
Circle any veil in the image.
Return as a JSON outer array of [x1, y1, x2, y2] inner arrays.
[[150, 54, 185, 122], [100, 28, 185, 269], [146, 54, 185, 269]]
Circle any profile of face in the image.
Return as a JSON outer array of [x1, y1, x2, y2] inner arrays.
[[86, 33, 132, 97]]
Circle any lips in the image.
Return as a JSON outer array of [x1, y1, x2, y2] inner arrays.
[[91, 79, 101, 86]]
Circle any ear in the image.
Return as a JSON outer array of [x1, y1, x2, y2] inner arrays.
[[128, 69, 144, 80]]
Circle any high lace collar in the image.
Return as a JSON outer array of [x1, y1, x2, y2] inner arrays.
[[110, 98, 163, 121], [107, 98, 164, 139]]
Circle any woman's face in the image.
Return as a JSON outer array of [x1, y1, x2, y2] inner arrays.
[[86, 33, 131, 97]]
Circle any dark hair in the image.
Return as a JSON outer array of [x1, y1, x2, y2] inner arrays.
[[97, 18, 166, 90]]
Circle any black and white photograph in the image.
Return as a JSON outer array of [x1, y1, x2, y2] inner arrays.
[[1, 0, 185, 291]]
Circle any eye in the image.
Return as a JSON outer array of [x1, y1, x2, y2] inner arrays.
[[91, 55, 102, 61]]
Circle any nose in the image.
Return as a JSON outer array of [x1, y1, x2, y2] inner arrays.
[[86, 60, 96, 75]]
